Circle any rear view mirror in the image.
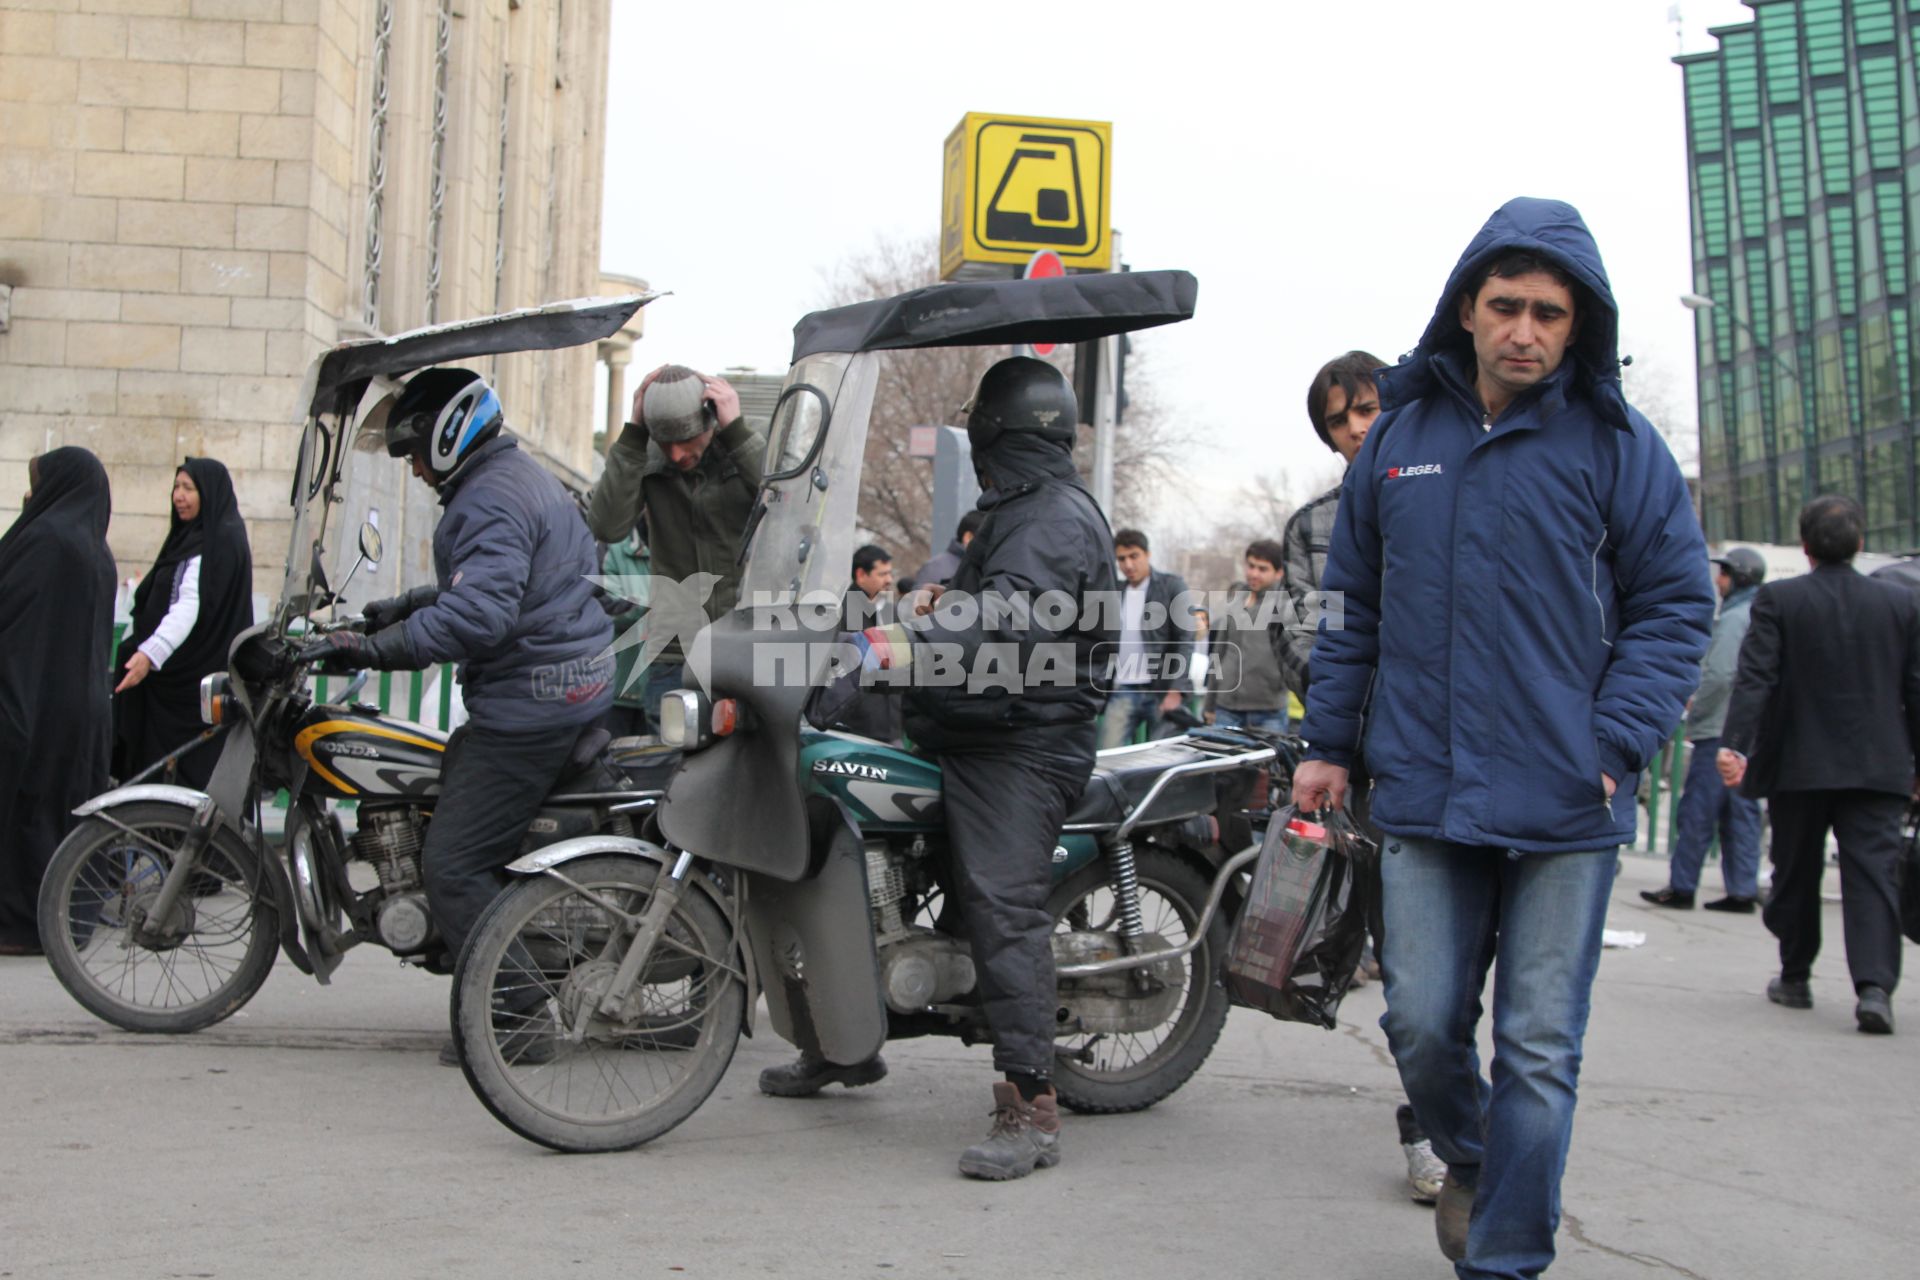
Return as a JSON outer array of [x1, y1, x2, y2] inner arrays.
[[358, 521, 383, 566]]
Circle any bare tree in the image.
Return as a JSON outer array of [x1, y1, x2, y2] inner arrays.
[[1622, 350, 1699, 475], [819, 235, 1192, 565]]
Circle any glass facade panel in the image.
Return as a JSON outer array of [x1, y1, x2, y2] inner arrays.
[[1772, 112, 1809, 216], [1812, 84, 1853, 194], [1803, 0, 1848, 75], [1681, 2, 1917, 548], [1860, 56, 1903, 165]]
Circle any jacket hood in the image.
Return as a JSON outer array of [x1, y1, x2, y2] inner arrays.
[[1379, 197, 1629, 431]]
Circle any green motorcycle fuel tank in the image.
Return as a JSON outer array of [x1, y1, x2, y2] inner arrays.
[[798, 730, 1099, 881]]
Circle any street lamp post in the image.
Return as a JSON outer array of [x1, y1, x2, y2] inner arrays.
[[1681, 292, 1807, 541]]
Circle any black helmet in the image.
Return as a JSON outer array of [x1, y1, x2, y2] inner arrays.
[[385, 367, 504, 478], [1710, 546, 1766, 589], [965, 356, 1078, 452]]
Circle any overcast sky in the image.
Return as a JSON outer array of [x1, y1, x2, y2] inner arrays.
[[597, 0, 1753, 544]]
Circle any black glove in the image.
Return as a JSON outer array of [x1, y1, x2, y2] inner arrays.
[[297, 625, 414, 672], [363, 585, 440, 632]]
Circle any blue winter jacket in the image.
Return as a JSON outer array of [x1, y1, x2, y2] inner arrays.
[[1302, 198, 1714, 852], [400, 435, 613, 730]]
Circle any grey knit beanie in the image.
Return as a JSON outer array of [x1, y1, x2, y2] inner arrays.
[[642, 366, 713, 443]]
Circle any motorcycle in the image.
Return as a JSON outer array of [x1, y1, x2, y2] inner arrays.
[[448, 270, 1298, 1153], [36, 296, 669, 1033]]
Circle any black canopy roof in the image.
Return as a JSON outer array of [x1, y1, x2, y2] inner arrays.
[[790, 270, 1197, 361], [305, 294, 653, 416]]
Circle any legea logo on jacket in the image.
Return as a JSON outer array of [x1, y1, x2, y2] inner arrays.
[[1385, 463, 1444, 479]]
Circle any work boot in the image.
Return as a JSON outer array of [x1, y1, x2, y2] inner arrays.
[[1434, 1170, 1474, 1261], [757, 1053, 887, 1098], [958, 1083, 1061, 1181], [1856, 985, 1894, 1035]]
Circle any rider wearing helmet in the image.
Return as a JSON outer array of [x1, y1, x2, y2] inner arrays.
[[764, 356, 1120, 1182], [1640, 544, 1769, 912], [302, 368, 613, 1050]]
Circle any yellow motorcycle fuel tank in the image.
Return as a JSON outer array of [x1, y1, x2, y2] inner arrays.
[[292, 703, 447, 801]]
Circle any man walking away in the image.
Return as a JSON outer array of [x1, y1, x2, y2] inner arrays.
[[1204, 540, 1291, 735], [1718, 495, 1920, 1035], [1642, 546, 1767, 912], [1098, 529, 1194, 749], [1293, 198, 1714, 1279]]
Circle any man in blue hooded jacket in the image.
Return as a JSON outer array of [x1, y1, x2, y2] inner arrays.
[[1293, 199, 1713, 1280]]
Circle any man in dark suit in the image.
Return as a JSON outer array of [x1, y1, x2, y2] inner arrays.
[[1097, 528, 1197, 748], [1719, 494, 1920, 1035]]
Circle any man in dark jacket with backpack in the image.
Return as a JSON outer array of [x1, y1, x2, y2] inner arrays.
[[1293, 198, 1714, 1279]]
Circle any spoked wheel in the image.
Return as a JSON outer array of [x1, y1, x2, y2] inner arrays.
[[37, 802, 279, 1033], [452, 855, 745, 1153], [1047, 847, 1231, 1114]]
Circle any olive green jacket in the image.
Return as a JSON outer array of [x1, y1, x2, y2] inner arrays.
[[586, 416, 765, 661]]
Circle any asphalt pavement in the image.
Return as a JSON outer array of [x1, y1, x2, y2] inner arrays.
[[0, 853, 1912, 1280]]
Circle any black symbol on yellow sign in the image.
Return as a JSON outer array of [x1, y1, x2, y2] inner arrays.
[[971, 119, 1106, 260], [985, 133, 1086, 247]]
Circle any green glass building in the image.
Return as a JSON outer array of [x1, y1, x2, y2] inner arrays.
[[1677, 0, 1920, 549]]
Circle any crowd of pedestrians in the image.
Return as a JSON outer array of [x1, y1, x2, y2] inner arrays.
[[3, 192, 1916, 1280]]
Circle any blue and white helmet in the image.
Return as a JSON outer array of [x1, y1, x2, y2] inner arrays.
[[386, 367, 504, 477]]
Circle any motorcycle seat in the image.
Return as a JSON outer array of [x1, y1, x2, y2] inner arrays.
[[1063, 737, 1222, 830]]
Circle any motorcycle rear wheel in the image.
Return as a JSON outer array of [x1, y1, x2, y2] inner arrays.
[[452, 855, 744, 1154], [37, 801, 279, 1033], [1047, 847, 1231, 1114]]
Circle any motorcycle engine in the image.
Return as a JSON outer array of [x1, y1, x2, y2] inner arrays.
[[864, 841, 975, 1014], [351, 806, 437, 954]]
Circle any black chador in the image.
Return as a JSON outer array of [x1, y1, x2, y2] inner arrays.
[[0, 449, 116, 954], [113, 457, 254, 790]]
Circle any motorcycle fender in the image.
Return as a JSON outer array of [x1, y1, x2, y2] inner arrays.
[[72, 784, 317, 977], [506, 836, 758, 1037], [742, 809, 888, 1068]]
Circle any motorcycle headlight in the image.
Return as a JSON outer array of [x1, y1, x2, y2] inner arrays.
[[657, 689, 710, 751], [198, 672, 232, 726]]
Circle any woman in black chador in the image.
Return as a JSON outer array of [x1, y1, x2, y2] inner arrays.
[[0, 449, 117, 956], [112, 457, 254, 791]]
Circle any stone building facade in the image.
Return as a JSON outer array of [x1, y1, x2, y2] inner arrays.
[[0, 0, 615, 600]]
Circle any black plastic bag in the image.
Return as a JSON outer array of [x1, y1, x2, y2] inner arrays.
[[1224, 805, 1376, 1029]]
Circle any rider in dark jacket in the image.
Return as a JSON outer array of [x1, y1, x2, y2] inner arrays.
[[760, 357, 1118, 1181], [301, 369, 612, 1061]]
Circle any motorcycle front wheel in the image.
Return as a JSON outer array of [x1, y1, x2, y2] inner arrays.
[[452, 855, 744, 1154], [37, 801, 279, 1033], [1047, 846, 1232, 1114]]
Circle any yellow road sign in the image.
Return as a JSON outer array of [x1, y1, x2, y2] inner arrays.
[[940, 113, 1111, 279]]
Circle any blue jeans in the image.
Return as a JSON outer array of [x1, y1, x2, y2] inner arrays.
[[1098, 689, 1163, 749], [1379, 836, 1619, 1280], [1666, 736, 1762, 897], [1212, 706, 1288, 735]]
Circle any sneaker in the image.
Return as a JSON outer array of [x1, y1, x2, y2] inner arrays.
[[758, 1053, 887, 1098], [1434, 1171, 1474, 1261], [958, 1082, 1061, 1181], [1639, 887, 1694, 909], [1404, 1139, 1446, 1204], [1767, 976, 1813, 1010], [1856, 985, 1894, 1035], [1701, 896, 1758, 914]]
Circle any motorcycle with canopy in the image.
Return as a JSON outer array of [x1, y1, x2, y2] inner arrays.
[[449, 271, 1293, 1152], [35, 295, 669, 1031]]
